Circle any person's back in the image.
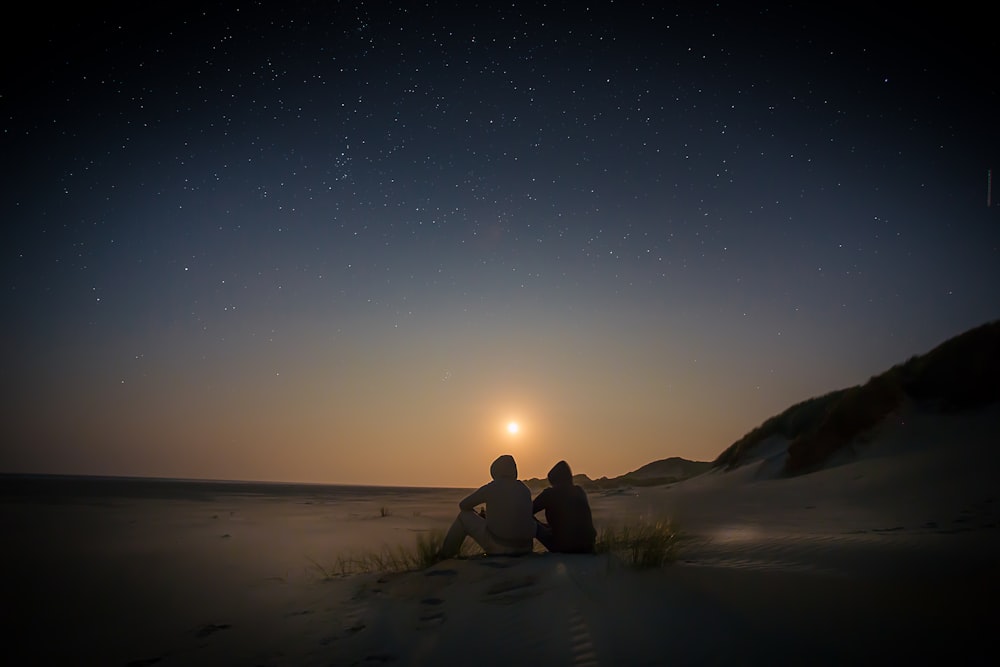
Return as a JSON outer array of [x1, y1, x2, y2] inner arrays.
[[462, 456, 535, 545], [533, 460, 596, 553], [439, 454, 535, 558]]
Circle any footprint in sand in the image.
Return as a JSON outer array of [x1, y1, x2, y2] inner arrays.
[[195, 623, 231, 639], [483, 575, 541, 604], [568, 606, 599, 667], [424, 568, 458, 577], [318, 617, 365, 645], [485, 576, 536, 595], [419, 610, 446, 627], [477, 559, 514, 569], [418, 597, 447, 628], [333, 592, 370, 642]]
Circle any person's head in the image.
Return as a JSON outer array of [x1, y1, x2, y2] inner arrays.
[[547, 460, 573, 487], [490, 454, 518, 480]]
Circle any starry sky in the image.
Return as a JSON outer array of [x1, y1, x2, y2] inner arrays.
[[2, 2, 997, 487]]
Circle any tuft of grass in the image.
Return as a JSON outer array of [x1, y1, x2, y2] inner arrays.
[[311, 529, 481, 578], [412, 529, 446, 566], [594, 518, 679, 569]]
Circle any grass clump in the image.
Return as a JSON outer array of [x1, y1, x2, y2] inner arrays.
[[594, 518, 679, 569], [311, 529, 479, 578]]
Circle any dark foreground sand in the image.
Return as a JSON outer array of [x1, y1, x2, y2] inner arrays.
[[4, 404, 998, 665]]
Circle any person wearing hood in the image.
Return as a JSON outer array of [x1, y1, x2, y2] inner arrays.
[[532, 460, 596, 553], [438, 454, 536, 558]]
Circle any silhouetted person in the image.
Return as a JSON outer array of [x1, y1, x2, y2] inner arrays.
[[438, 454, 535, 558], [532, 460, 596, 553]]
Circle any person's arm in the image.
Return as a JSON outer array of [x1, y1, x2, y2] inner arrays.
[[459, 483, 489, 510], [532, 488, 549, 515]]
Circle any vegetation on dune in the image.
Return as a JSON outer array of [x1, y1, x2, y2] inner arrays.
[[310, 529, 460, 578], [712, 390, 845, 471], [714, 320, 1000, 476], [317, 518, 681, 576], [594, 518, 679, 569], [785, 373, 904, 472], [891, 320, 1000, 411]]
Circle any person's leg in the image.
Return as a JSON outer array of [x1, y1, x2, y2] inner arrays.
[[534, 519, 555, 552], [439, 512, 469, 558], [458, 509, 490, 552], [439, 510, 488, 558], [470, 513, 531, 556]]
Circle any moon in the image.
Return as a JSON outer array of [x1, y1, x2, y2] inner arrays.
[[507, 421, 520, 435]]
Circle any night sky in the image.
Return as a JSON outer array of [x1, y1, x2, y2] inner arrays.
[[3, 2, 997, 487]]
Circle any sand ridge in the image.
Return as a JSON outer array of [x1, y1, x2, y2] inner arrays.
[[4, 403, 999, 665]]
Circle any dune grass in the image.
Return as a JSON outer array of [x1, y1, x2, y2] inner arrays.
[[714, 320, 1000, 475], [313, 518, 681, 578], [312, 530, 443, 577], [310, 529, 480, 578], [594, 518, 679, 569]]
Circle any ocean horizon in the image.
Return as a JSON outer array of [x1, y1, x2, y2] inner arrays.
[[0, 472, 468, 502]]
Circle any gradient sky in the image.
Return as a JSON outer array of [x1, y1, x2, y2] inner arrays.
[[2, 2, 997, 487]]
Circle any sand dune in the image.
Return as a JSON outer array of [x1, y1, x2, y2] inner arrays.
[[4, 403, 998, 665]]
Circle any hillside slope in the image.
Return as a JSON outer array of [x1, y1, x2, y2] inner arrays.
[[713, 320, 1000, 475]]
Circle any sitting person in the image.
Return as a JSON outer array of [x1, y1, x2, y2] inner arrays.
[[532, 460, 596, 553], [438, 454, 536, 558]]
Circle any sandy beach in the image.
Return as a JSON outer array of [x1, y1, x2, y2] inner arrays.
[[4, 402, 999, 666]]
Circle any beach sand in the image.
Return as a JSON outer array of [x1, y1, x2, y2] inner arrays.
[[4, 403, 998, 665]]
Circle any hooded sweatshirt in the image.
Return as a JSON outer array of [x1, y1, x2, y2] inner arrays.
[[532, 460, 596, 553], [459, 454, 536, 544]]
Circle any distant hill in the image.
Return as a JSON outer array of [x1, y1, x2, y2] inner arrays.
[[714, 320, 1000, 475], [523, 457, 711, 492], [625, 457, 712, 480]]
